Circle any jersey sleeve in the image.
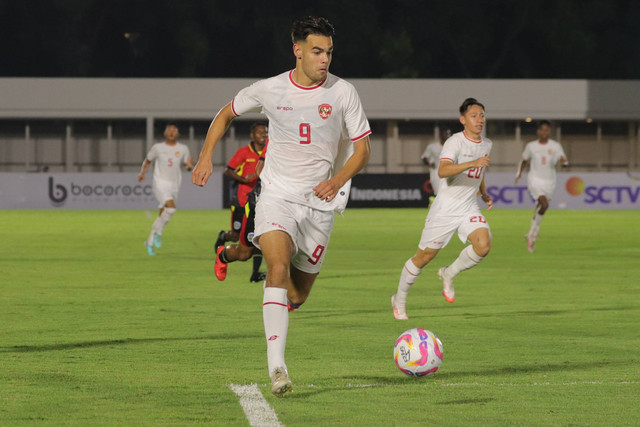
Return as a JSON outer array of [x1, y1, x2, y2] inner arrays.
[[557, 142, 568, 164], [439, 138, 459, 163], [230, 80, 264, 117], [522, 143, 532, 161], [182, 145, 191, 164], [146, 144, 158, 162], [342, 82, 371, 142]]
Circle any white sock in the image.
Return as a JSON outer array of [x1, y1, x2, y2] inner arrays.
[[394, 259, 422, 311], [148, 207, 176, 243], [529, 212, 544, 241], [445, 246, 484, 279], [263, 287, 288, 376]]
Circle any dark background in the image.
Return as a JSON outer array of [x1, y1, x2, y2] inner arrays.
[[1, 0, 638, 79]]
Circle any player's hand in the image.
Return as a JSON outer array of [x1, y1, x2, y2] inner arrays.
[[244, 173, 257, 185], [481, 193, 493, 210], [475, 155, 490, 168], [137, 173, 145, 183], [313, 178, 342, 202], [192, 160, 212, 187], [514, 175, 520, 184]]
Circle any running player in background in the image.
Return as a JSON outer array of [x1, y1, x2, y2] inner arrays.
[[421, 127, 451, 199], [392, 98, 493, 320], [215, 122, 267, 282], [215, 145, 268, 283], [138, 123, 194, 256], [191, 16, 371, 397], [515, 120, 568, 253]]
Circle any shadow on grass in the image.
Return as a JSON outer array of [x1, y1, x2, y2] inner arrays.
[[1, 332, 262, 353]]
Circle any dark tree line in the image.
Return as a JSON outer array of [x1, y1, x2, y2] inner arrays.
[[1, 0, 638, 79]]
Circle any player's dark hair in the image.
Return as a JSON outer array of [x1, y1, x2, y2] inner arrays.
[[291, 16, 335, 43], [165, 122, 179, 130], [250, 121, 268, 133], [537, 119, 552, 128], [459, 98, 485, 115]]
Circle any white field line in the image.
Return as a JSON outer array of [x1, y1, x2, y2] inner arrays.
[[229, 383, 284, 427]]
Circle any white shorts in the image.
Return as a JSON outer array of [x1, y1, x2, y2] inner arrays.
[[528, 178, 555, 201], [419, 211, 491, 250], [153, 180, 179, 208], [253, 193, 334, 274]]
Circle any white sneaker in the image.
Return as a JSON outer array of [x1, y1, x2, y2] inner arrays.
[[438, 267, 455, 303], [391, 294, 408, 320], [270, 367, 293, 397]]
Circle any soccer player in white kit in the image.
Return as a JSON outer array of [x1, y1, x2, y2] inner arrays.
[[392, 98, 493, 320], [515, 120, 568, 252], [138, 123, 194, 256], [421, 127, 451, 197], [191, 16, 371, 397]]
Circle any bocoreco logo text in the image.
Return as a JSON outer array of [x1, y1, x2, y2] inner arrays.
[[48, 176, 153, 206]]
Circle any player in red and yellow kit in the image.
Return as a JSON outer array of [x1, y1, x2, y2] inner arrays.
[[214, 122, 267, 282]]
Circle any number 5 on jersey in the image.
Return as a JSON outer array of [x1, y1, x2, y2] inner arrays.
[[299, 123, 311, 144]]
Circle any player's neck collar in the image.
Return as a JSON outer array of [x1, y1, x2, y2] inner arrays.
[[463, 131, 482, 143], [288, 70, 326, 90]]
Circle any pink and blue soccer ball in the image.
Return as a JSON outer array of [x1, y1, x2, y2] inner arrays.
[[394, 328, 443, 376]]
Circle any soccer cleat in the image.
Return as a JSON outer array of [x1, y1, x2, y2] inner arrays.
[[144, 241, 155, 256], [391, 294, 408, 320], [214, 230, 226, 252], [153, 232, 162, 248], [250, 271, 267, 283], [214, 246, 228, 281], [438, 267, 455, 303], [526, 234, 536, 253], [270, 367, 293, 397]]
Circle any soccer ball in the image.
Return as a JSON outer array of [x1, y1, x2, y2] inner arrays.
[[394, 328, 443, 376]]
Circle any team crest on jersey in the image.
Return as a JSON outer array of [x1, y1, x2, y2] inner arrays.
[[548, 149, 553, 155], [318, 104, 332, 119], [175, 151, 181, 157]]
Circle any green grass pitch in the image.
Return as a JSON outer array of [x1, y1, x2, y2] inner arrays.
[[1, 208, 639, 425]]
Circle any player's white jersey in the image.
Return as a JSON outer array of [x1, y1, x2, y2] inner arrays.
[[522, 139, 566, 183], [147, 142, 191, 188], [429, 131, 492, 216], [421, 141, 443, 166], [231, 70, 371, 211]]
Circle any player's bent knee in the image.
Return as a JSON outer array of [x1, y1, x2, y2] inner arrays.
[[474, 241, 491, 257]]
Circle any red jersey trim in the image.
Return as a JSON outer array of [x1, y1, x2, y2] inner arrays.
[[440, 157, 454, 163], [288, 70, 326, 90], [351, 129, 372, 142], [231, 98, 240, 117], [463, 131, 482, 143]]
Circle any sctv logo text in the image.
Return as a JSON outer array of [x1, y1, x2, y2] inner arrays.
[[565, 176, 640, 204]]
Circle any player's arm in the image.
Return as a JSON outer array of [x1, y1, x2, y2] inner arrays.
[[515, 159, 528, 184], [184, 156, 194, 172], [560, 155, 569, 167], [137, 158, 152, 182], [438, 155, 490, 178], [313, 136, 371, 202], [223, 167, 256, 185], [479, 176, 493, 210], [192, 103, 236, 187]]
